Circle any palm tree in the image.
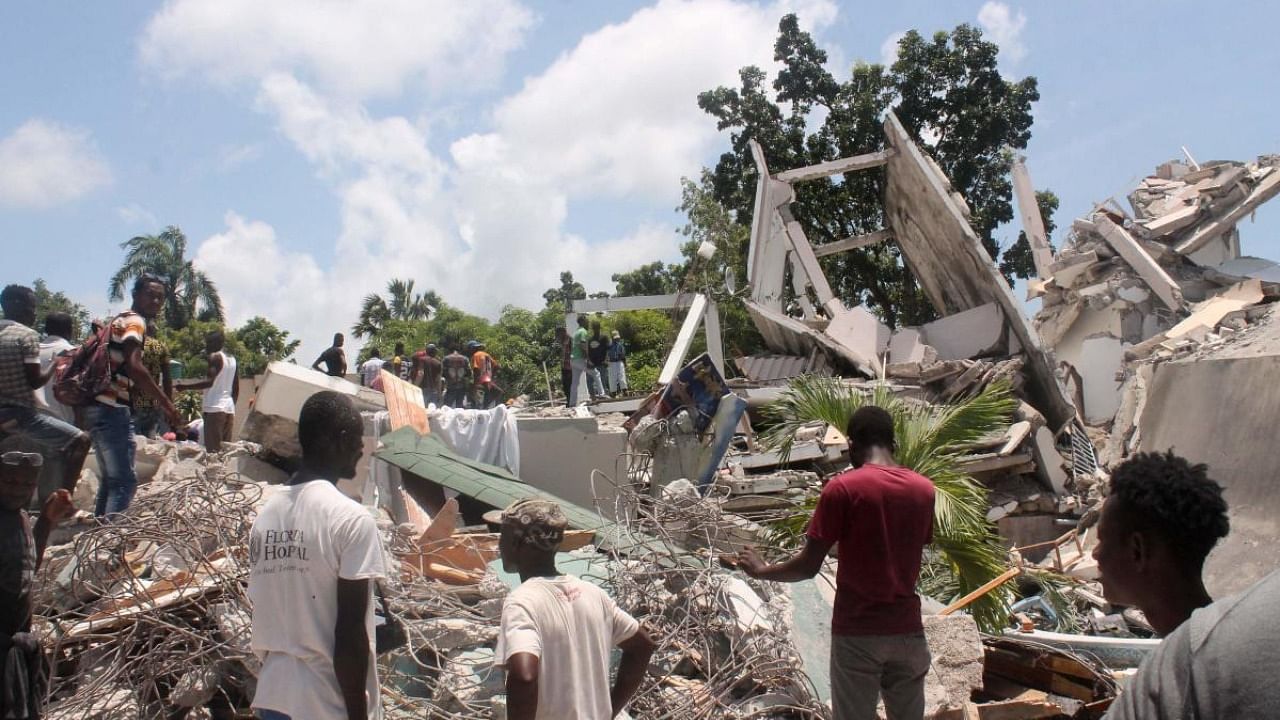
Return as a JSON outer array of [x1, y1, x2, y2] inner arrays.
[[352, 278, 436, 338], [108, 226, 224, 330], [759, 375, 1018, 632]]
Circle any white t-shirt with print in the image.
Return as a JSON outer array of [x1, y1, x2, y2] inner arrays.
[[248, 480, 387, 719], [496, 575, 641, 720]]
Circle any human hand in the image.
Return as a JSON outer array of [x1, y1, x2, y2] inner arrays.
[[163, 403, 184, 429], [42, 489, 75, 524]]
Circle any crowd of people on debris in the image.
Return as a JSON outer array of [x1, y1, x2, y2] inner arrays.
[[2, 272, 1279, 719]]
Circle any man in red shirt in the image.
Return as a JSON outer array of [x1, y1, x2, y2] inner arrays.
[[722, 405, 935, 719]]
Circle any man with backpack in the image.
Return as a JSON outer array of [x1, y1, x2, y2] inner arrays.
[[87, 276, 182, 517], [0, 285, 90, 495]]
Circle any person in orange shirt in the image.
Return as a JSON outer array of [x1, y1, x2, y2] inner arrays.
[[467, 341, 501, 409]]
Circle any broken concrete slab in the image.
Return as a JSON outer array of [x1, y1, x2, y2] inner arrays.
[[921, 303, 1006, 361], [922, 614, 985, 719], [1093, 216, 1184, 310], [888, 327, 936, 366], [882, 112, 1075, 429], [1029, 426, 1069, 496], [823, 305, 889, 375]]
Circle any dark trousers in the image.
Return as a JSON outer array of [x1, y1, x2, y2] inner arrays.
[[561, 367, 573, 407]]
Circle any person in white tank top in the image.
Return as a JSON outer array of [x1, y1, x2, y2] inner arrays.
[[179, 329, 239, 453]]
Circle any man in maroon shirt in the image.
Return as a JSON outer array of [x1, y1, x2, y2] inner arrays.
[[722, 405, 935, 719]]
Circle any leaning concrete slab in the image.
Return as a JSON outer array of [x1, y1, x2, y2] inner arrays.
[[882, 112, 1075, 429], [747, 139, 794, 311], [1093, 216, 1184, 310], [921, 303, 1006, 361]]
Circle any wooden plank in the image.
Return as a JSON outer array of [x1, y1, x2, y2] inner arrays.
[[775, 149, 894, 183], [381, 370, 430, 434], [1093, 216, 1184, 310], [977, 699, 1065, 720], [812, 229, 893, 258], [1177, 170, 1280, 254], [940, 567, 1021, 616]]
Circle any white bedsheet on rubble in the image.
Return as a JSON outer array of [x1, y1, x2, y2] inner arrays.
[[427, 404, 521, 476]]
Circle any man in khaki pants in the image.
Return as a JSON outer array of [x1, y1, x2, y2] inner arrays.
[[180, 330, 239, 453], [722, 406, 936, 719]]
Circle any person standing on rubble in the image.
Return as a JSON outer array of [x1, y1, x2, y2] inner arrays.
[[416, 344, 443, 406], [606, 330, 627, 397], [470, 341, 501, 409], [721, 406, 935, 720], [586, 320, 608, 400], [131, 320, 174, 439], [496, 498, 656, 720], [0, 435, 76, 719], [1092, 451, 1229, 636], [248, 391, 386, 720], [176, 329, 239, 454], [568, 317, 590, 406], [0, 286, 90, 496], [92, 275, 183, 518], [312, 333, 348, 378], [358, 348, 385, 388], [442, 347, 471, 408]]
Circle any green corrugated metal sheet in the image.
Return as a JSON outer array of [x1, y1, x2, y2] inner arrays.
[[375, 427, 606, 532]]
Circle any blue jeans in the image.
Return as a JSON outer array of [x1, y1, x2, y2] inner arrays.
[[86, 404, 137, 517], [0, 404, 81, 452], [255, 710, 291, 720]]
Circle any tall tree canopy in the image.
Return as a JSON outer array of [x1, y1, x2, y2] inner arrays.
[[109, 226, 224, 330], [353, 278, 438, 339], [698, 16, 1043, 327], [30, 279, 89, 340]]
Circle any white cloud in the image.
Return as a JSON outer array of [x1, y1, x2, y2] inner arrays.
[[454, 0, 838, 203], [0, 119, 111, 209], [117, 202, 158, 226], [879, 30, 906, 66], [217, 143, 263, 171], [977, 1, 1027, 65], [139, 0, 534, 99], [149, 0, 839, 359]]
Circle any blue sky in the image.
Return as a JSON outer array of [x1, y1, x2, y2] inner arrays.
[[3, 0, 1278, 362]]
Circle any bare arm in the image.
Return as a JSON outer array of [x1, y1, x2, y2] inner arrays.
[[124, 342, 181, 426], [232, 369, 239, 403], [505, 652, 540, 720], [334, 578, 372, 720], [162, 355, 173, 399], [182, 352, 222, 391], [723, 536, 831, 583], [312, 354, 325, 371], [611, 627, 655, 717]]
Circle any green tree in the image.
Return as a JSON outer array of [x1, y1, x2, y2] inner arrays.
[[761, 376, 1018, 632], [108, 226, 224, 330], [999, 189, 1059, 281], [353, 278, 437, 339], [160, 319, 247, 379], [235, 316, 301, 376], [698, 16, 1041, 327], [30, 279, 89, 340], [542, 271, 587, 309], [612, 262, 680, 297]]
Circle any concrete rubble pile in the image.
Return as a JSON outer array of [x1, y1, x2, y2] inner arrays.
[[1030, 152, 1280, 605]]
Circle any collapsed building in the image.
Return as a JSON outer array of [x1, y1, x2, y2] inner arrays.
[[28, 113, 1280, 719]]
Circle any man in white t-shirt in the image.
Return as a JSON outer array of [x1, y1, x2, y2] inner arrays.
[[496, 499, 655, 720], [358, 349, 385, 389], [248, 391, 386, 720]]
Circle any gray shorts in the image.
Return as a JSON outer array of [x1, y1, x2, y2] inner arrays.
[[831, 633, 931, 720]]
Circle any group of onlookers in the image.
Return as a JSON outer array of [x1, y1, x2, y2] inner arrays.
[[559, 316, 628, 406], [339, 336, 504, 410]]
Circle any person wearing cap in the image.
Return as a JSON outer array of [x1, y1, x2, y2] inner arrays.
[[0, 435, 75, 718], [605, 331, 628, 398], [497, 499, 655, 720]]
